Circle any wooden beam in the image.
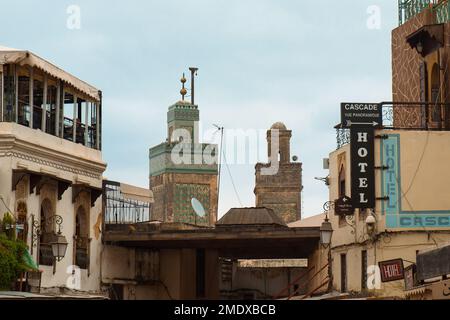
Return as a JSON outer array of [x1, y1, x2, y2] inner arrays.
[[58, 180, 71, 200], [103, 227, 320, 247], [11, 169, 28, 191]]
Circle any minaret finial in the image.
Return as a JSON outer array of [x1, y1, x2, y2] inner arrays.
[[180, 73, 187, 101], [189, 67, 199, 105]]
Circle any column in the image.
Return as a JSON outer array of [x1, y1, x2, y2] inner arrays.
[[55, 80, 60, 137], [60, 85, 65, 138], [73, 95, 77, 142], [42, 74, 47, 132], [29, 67, 33, 129], [84, 101, 89, 146], [0, 65, 3, 122], [14, 65, 18, 123], [96, 91, 102, 150]]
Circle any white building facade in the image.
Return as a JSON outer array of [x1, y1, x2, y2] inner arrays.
[[0, 46, 106, 294]]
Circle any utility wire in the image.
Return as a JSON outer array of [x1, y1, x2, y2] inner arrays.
[[222, 146, 243, 207], [0, 196, 15, 218], [402, 53, 449, 197]]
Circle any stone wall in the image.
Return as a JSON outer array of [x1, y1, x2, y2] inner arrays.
[[150, 172, 218, 226], [255, 163, 302, 224]]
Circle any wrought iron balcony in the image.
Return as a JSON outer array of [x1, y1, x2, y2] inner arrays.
[[336, 102, 450, 149], [399, 0, 450, 25]]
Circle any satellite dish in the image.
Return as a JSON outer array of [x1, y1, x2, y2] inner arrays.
[[191, 198, 206, 217], [292, 155, 298, 162]]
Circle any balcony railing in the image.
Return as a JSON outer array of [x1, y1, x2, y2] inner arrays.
[[103, 181, 151, 225], [336, 102, 450, 149], [434, 0, 450, 23], [399, 0, 440, 25]]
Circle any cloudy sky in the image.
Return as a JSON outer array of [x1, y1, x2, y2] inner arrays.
[[2, 0, 397, 218]]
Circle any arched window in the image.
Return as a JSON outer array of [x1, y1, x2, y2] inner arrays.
[[39, 198, 54, 266], [338, 165, 346, 198], [74, 206, 89, 270]]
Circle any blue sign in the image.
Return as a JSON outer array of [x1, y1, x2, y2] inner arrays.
[[381, 134, 450, 229]]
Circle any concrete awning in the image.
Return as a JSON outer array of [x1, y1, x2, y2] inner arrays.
[[406, 24, 444, 57], [0, 45, 100, 101], [120, 183, 154, 203], [104, 224, 320, 259]]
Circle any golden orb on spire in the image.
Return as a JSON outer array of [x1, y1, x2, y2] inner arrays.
[[180, 73, 187, 101]]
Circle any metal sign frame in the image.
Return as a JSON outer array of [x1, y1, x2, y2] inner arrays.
[[379, 259, 405, 283]]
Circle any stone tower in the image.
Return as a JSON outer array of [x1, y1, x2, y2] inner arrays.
[[254, 122, 302, 224], [149, 74, 218, 226]]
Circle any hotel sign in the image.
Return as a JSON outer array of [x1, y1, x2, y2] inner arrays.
[[350, 127, 375, 209], [340, 103, 382, 128], [382, 134, 450, 229], [379, 259, 404, 283], [341, 103, 378, 209]]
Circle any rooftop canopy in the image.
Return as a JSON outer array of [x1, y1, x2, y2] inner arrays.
[[216, 207, 287, 228], [0, 45, 100, 101]]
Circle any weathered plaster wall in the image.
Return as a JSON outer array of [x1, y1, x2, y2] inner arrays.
[[0, 122, 105, 293], [327, 130, 450, 297]]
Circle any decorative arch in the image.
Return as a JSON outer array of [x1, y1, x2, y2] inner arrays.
[[39, 198, 55, 266], [338, 164, 346, 198], [74, 195, 90, 271], [75, 205, 88, 238]]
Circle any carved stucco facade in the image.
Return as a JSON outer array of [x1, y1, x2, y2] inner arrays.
[[392, 11, 431, 103], [0, 122, 106, 293], [392, 8, 450, 128]]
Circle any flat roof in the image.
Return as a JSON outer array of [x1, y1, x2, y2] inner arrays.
[[104, 223, 320, 259]]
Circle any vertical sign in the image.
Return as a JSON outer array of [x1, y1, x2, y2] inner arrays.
[[350, 126, 375, 209]]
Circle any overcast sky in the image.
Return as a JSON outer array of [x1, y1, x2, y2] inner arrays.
[[2, 0, 398, 218]]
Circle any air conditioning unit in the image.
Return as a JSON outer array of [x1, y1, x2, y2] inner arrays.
[[323, 158, 330, 170]]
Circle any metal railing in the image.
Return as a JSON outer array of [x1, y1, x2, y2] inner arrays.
[[336, 102, 450, 149], [398, 0, 439, 25], [103, 181, 151, 225], [434, 0, 450, 23]]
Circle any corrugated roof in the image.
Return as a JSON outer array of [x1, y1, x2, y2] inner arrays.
[[0, 45, 100, 101], [216, 207, 287, 227]]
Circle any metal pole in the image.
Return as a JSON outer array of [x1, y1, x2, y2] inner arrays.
[[327, 246, 333, 293], [216, 126, 224, 222], [189, 67, 198, 105]]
